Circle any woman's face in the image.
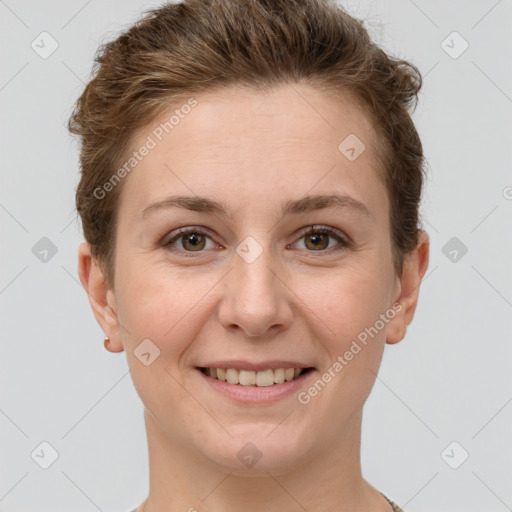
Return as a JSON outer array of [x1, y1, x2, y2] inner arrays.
[[90, 84, 415, 473]]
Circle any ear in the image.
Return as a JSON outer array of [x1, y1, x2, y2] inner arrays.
[[386, 230, 430, 344], [77, 242, 124, 353]]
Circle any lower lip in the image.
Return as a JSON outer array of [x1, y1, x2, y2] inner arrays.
[[196, 368, 315, 404]]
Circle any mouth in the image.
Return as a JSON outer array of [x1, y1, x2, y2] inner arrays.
[[197, 366, 315, 387]]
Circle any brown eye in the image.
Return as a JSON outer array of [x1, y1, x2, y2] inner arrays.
[[163, 227, 217, 254], [181, 233, 206, 251], [304, 233, 329, 250], [292, 226, 350, 254]]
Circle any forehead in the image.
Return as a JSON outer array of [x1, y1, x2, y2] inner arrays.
[[117, 84, 387, 219]]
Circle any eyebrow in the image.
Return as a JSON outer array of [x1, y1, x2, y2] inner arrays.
[[140, 193, 372, 221]]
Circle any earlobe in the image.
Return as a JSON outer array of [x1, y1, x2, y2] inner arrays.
[[386, 230, 430, 345], [104, 336, 124, 353], [77, 242, 124, 353]]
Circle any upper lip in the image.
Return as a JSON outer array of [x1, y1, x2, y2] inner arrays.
[[197, 360, 314, 372]]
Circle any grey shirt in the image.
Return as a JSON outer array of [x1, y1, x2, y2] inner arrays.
[[382, 493, 406, 511]]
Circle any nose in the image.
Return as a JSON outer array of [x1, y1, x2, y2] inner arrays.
[[217, 247, 294, 338]]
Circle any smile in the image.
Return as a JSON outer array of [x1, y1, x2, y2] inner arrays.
[[199, 367, 313, 386]]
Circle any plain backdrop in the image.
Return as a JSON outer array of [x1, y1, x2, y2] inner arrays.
[[1, 1, 511, 511]]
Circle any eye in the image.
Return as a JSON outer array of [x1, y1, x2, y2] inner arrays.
[[292, 225, 350, 253], [162, 225, 350, 256], [162, 227, 218, 253]]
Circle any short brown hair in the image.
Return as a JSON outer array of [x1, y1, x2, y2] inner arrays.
[[68, 0, 426, 288]]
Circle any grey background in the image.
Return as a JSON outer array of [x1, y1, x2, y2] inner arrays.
[[1, 0, 511, 511]]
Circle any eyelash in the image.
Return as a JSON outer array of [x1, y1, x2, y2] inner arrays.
[[162, 225, 351, 256]]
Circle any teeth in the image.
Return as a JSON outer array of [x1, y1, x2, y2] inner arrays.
[[256, 369, 274, 387], [204, 367, 307, 386], [285, 368, 295, 381], [226, 368, 239, 384], [274, 368, 285, 384], [239, 370, 256, 386]]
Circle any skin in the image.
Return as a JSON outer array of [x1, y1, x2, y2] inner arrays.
[[78, 83, 429, 512]]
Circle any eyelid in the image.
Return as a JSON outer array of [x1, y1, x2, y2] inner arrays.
[[295, 224, 348, 240]]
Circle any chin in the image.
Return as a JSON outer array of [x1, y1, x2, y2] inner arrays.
[[204, 424, 311, 476]]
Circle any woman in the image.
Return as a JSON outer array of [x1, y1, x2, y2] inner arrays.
[[69, 0, 429, 510]]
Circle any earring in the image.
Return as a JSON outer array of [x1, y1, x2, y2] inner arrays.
[[104, 337, 110, 350]]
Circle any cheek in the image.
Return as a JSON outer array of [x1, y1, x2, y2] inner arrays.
[[304, 263, 391, 343], [303, 266, 391, 386], [115, 262, 219, 357], [288, 269, 392, 443], [115, 267, 214, 426]]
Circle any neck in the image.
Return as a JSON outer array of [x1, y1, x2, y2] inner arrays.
[[140, 409, 392, 512]]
